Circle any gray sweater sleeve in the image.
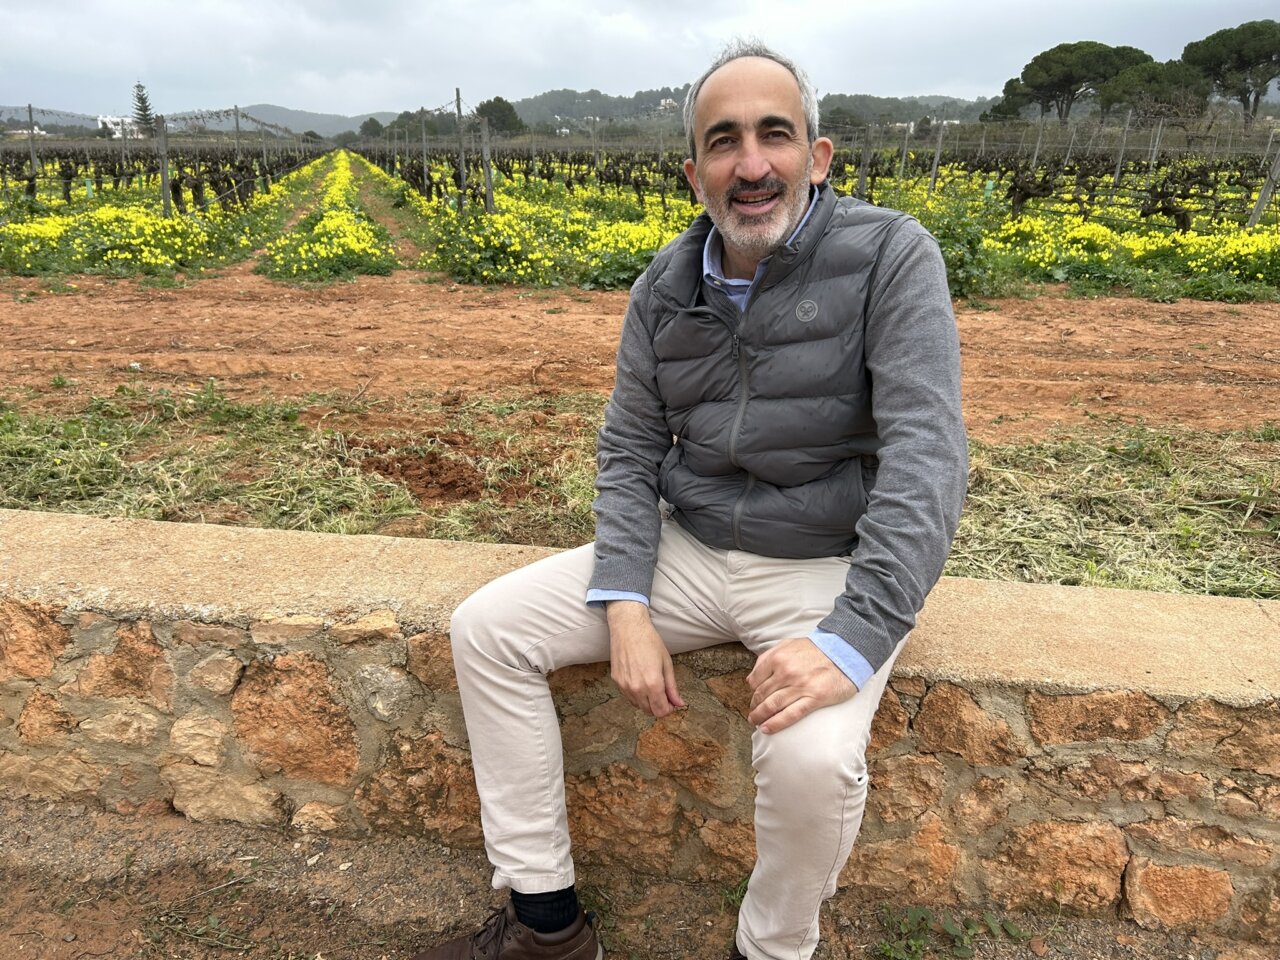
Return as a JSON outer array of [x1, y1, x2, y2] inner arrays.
[[815, 220, 968, 672], [587, 274, 671, 597]]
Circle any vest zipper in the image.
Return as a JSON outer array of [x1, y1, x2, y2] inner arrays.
[[727, 326, 750, 550]]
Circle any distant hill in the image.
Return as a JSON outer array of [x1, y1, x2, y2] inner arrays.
[[181, 105, 398, 137]]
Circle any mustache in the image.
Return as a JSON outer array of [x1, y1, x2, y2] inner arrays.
[[727, 177, 787, 200]]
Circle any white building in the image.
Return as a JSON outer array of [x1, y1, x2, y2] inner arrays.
[[96, 115, 144, 139]]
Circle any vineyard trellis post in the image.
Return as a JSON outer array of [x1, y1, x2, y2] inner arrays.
[[454, 87, 467, 214], [1064, 125, 1077, 164], [1262, 127, 1277, 174], [1113, 109, 1132, 187], [898, 124, 909, 178], [855, 125, 870, 200], [420, 112, 429, 196], [927, 120, 944, 197], [259, 123, 270, 192], [234, 105, 242, 160], [1030, 117, 1045, 168], [157, 115, 171, 218], [26, 104, 38, 181], [480, 117, 495, 214], [1147, 119, 1163, 175], [1246, 146, 1280, 229]]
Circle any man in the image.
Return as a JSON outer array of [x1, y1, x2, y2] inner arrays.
[[415, 40, 966, 960]]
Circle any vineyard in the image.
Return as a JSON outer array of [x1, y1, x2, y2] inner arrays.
[[2, 134, 1279, 301], [1, 133, 1277, 604]]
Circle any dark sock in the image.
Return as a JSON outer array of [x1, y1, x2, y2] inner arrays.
[[511, 886, 580, 934]]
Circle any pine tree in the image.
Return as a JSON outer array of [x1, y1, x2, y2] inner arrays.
[[132, 81, 155, 137]]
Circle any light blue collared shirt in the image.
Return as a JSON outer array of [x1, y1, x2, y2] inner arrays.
[[587, 187, 875, 691]]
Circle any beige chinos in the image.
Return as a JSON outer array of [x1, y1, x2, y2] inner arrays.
[[450, 518, 904, 960]]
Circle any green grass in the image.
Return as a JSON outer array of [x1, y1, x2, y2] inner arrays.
[[2, 384, 1276, 600]]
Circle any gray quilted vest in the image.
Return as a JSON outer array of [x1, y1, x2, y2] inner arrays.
[[646, 187, 910, 558]]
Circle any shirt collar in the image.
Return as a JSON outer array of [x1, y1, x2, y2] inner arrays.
[[701, 186, 820, 289]]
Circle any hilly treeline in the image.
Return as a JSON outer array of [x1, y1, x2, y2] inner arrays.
[[987, 19, 1280, 126]]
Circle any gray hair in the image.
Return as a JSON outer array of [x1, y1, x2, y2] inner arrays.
[[682, 39, 820, 159]]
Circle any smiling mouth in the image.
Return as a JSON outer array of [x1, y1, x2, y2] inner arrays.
[[728, 182, 785, 215]]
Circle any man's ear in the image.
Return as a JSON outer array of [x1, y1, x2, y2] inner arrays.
[[809, 137, 834, 185], [683, 158, 703, 203]]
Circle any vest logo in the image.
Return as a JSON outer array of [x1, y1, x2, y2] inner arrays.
[[795, 299, 818, 323]]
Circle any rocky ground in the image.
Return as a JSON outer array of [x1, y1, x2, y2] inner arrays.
[[0, 797, 1269, 960]]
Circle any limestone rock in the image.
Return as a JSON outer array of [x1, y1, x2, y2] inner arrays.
[[190, 654, 244, 697], [161, 764, 282, 826], [636, 708, 748, 809], [355, 731, 482, 844], [1125, 817, 1274, 867], [984, 820, 1128, 915], [168, 714, 228, 767], [1239, 883, 1280, 945], [915, 683, 1025, 766], [171, 621, 247, 647], [869, 690, 910, 753], [79, 709, 162, 746], [1026, 690, 1170, 744], [891, 676, 927, 699], [567, 763, 684, 874], [1169, 700, 1280, 776], [250, 615, 325, 645], [839, 812, 959, 902], [231, 653, 359, 785], [1124, 858, 1232, 929], [1047, 756, 1209, 802], [866, 755, 946, 824], [72, 621, 173, 711], [0, 600, 71, 681], [705, 670, 751, 720], [17, 689, 75, 745], [562, 697, 645, 760], [330, 609, 401, 644], [950, 775, 1023, 832], [696, 817, 756, 877], [0, 751, 104, 800], [291, 801, 347, 833], [548, 661, 609, 698], [406, 631, 458, 691], [355, 664, 416, 722], [1216, 779, 1280, 820]]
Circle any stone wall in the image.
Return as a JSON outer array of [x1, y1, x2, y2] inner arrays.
[[1, 508, 1277, 943]]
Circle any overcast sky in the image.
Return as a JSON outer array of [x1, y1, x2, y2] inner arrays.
[[4, 0, 1276, 120]]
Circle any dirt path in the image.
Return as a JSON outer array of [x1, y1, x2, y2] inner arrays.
[[2, 274, 1276, 442], [352, 156, 425, 265], [0, 798, 1240, 960]]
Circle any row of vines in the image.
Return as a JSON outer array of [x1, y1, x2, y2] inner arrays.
[[2, 140, 1278, 300]]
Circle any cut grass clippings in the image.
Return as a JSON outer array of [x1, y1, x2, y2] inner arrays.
[[1, 382, 1276, 600]]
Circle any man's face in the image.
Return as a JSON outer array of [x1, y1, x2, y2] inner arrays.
[[683, 57, 833, 276]]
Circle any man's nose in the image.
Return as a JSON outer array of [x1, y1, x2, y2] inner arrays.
[[735, 136, 771, 183]]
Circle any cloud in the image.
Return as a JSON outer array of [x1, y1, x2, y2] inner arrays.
[[3, 0, 1275, 117]]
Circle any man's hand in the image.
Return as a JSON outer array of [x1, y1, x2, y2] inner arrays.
[[747, 637, 857, 734], [607, 601, 685, 719]]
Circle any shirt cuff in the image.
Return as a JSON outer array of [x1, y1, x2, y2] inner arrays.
[[809, 630, 875, 690], [586, 589, 650, 609]]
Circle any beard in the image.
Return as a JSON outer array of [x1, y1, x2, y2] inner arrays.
[[701, 156, 813, 265]]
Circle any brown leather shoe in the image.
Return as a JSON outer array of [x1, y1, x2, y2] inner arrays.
[[410, 902, 602, 959]]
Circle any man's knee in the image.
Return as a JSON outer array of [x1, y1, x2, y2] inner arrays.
[[752, 713, 872, 798], [449, 581, 507, 667]]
